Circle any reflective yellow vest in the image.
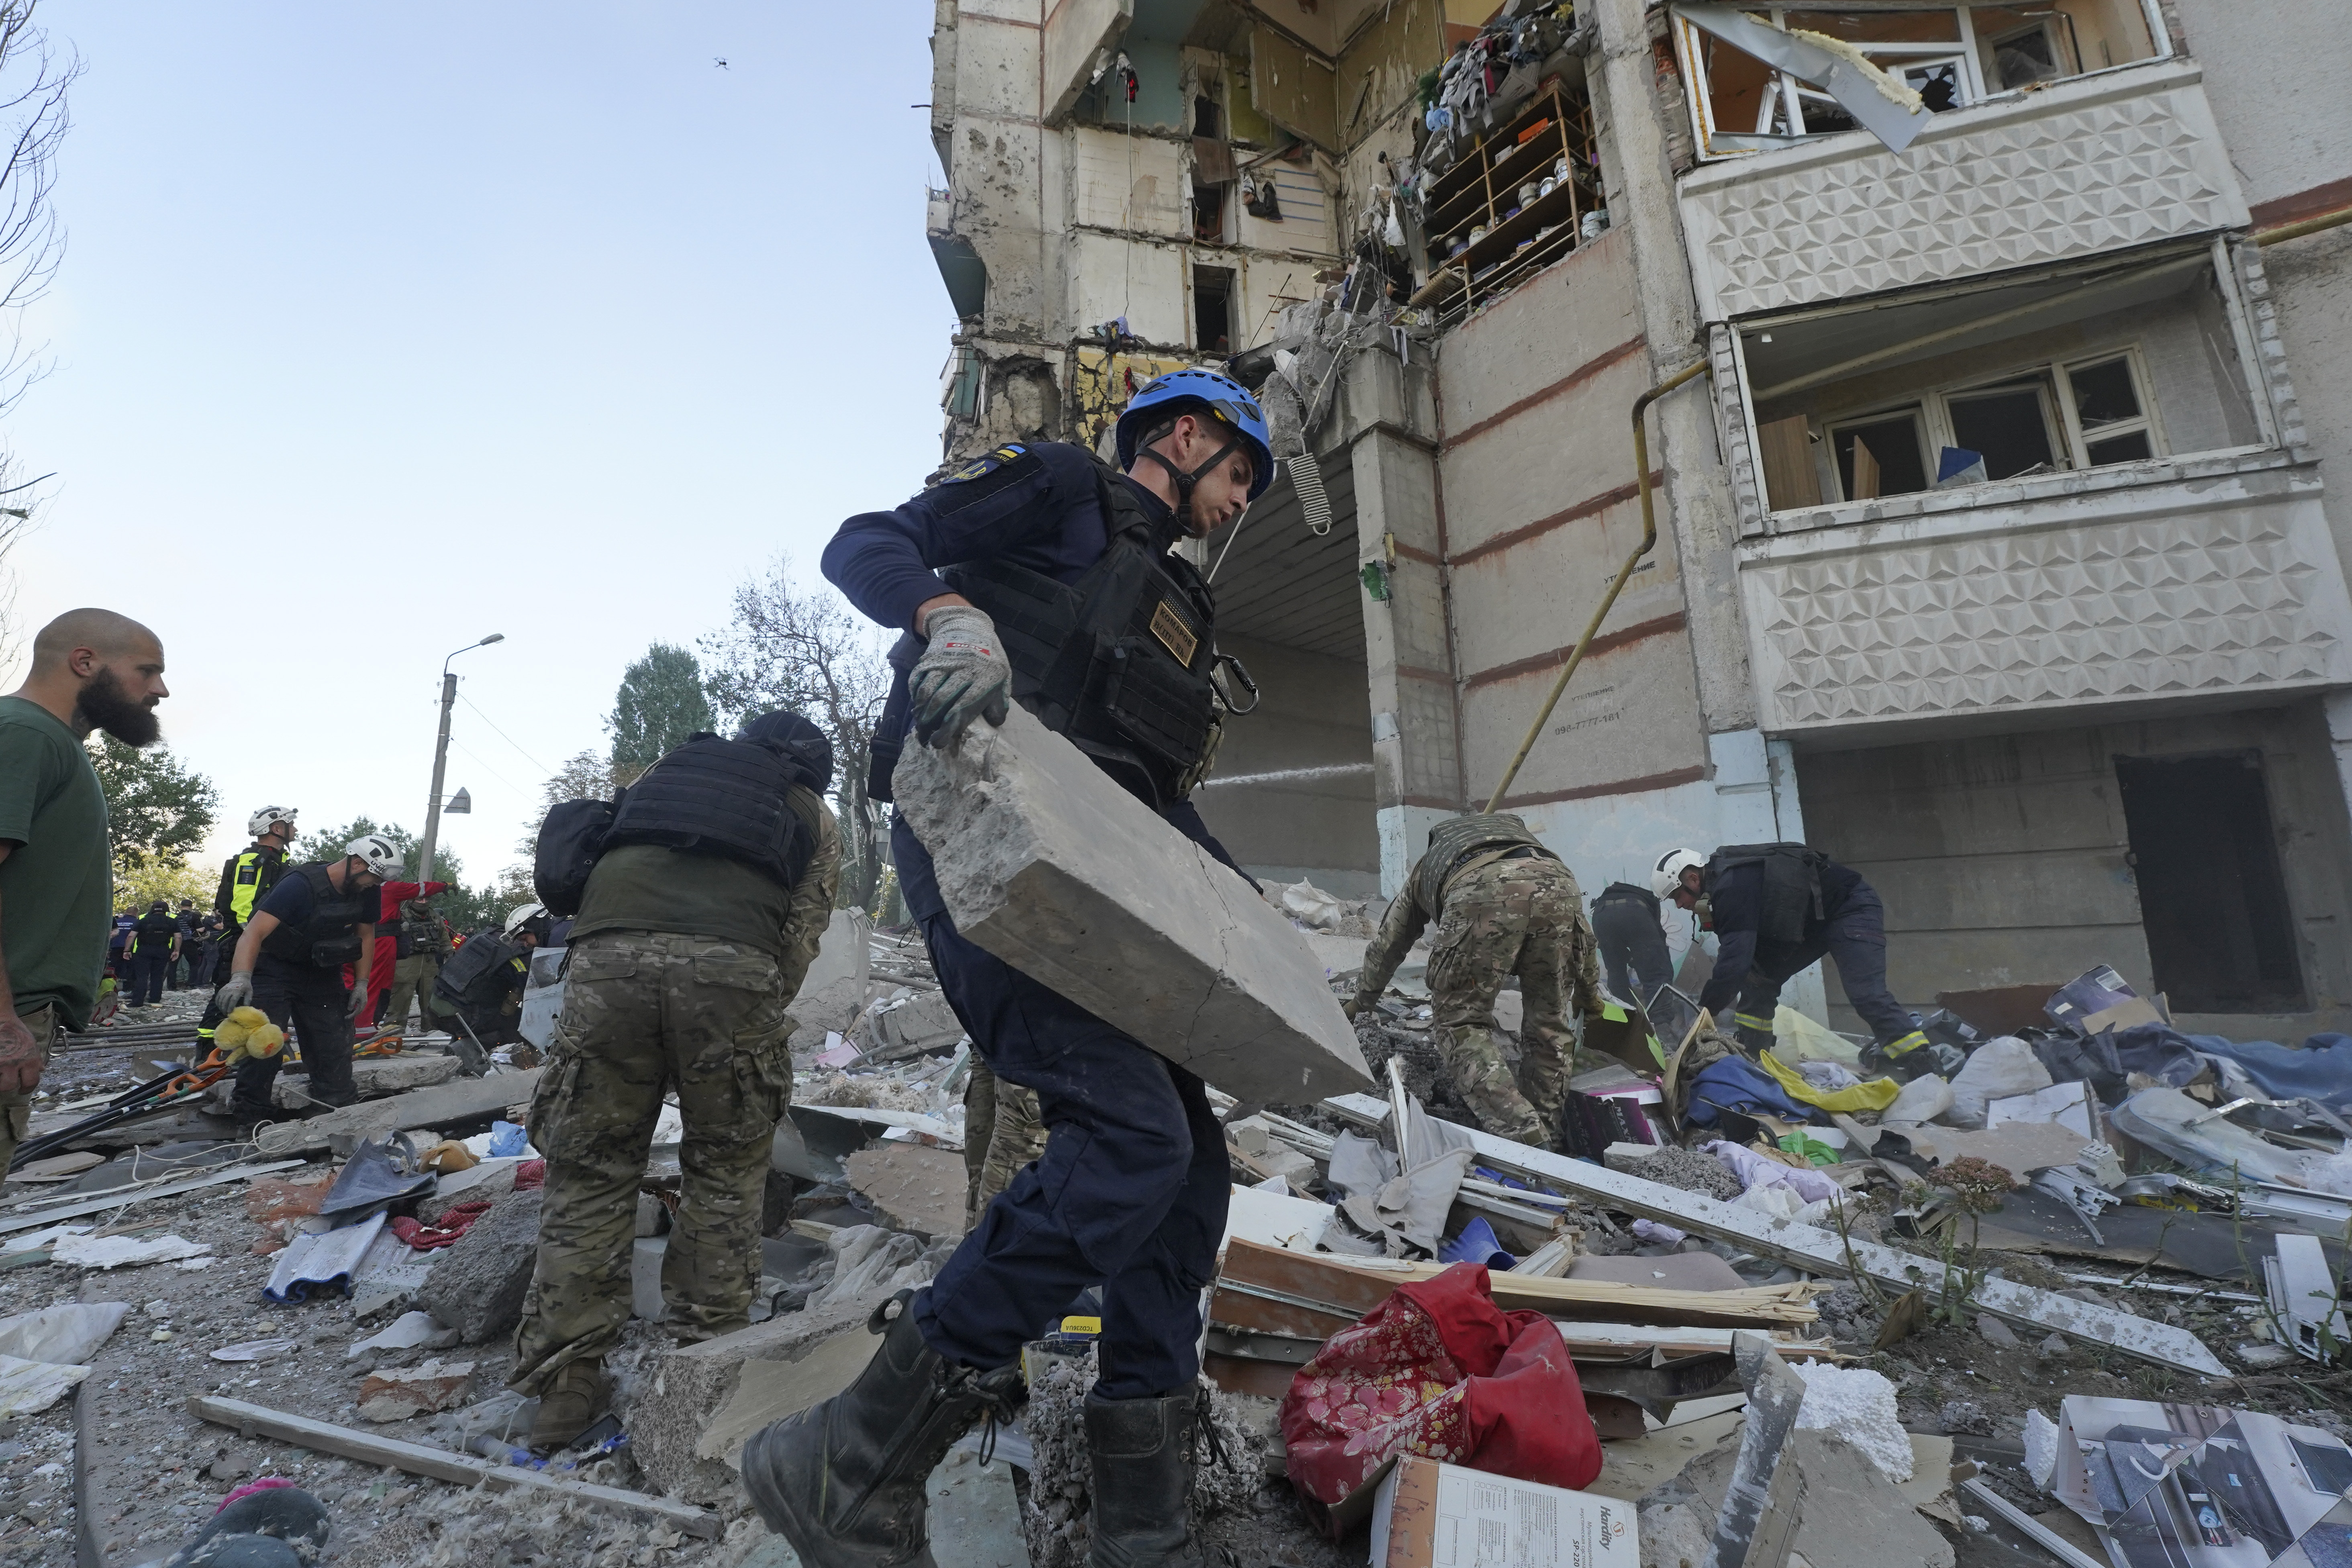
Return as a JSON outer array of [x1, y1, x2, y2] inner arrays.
[[223, 847, 284, 925]]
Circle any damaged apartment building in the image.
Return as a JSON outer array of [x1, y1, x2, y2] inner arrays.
[[916, 0, 2352, 1037]]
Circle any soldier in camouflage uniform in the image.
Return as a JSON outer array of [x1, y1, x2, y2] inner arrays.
[[510, 710, 842, 1452], [1349, 813, 1603, 1148], [960, 1058, 1049, 1226]]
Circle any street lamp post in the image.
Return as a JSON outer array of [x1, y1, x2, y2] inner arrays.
[[417, 635, 504, 890]]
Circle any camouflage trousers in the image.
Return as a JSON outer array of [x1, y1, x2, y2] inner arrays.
[[510, 931, 793, 1393], [1425, 855, 1601, 1148], [380, 953, 447, 1031], [962, 1056, 1049, 1226]]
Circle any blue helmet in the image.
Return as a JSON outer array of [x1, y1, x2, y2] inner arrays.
[[1114, 368, 1277, 502]]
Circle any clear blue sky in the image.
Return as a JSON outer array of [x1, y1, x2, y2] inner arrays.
[[2, 1, 949, 887]]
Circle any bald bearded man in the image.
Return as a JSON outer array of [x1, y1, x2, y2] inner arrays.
[[0, 609, 170, 1169]]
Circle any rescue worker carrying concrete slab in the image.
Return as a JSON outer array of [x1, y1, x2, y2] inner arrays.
[[509, 709, 841, 1453], [1658, 843, 1931, 1069], [213, 833, 399, 1123], [1348, 814, 1605, 1148], [197, 805, 299, 1046], [754, 370, 1274, 1568]]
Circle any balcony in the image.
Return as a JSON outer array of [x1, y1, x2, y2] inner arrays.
[[1676, 58, 2248, 323], [1735, 455, 2352, 740]]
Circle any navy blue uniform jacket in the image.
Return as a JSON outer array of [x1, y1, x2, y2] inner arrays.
[[821, 441, 1244, 922], [1698, 856, 1865, 1015]]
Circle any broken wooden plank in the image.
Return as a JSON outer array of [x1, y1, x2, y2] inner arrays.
[[255, 1068, 541, 1156], [188, 1395, 721, 1539], [1320, 1092, 2230, 1376], [0, 1161, 304, 1236]]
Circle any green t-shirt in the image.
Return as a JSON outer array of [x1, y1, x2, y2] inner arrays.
[[0, 696, 113, 1025]]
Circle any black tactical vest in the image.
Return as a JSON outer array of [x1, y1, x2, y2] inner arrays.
[[436, 929, 524, 1011], [259, 863, 374, 968], [604, 735, 816, 890], [935, 465, 1223, 812]]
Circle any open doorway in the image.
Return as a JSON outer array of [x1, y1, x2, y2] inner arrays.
[[1194, 264, 1234, 354], [2115, 752, 2305, 1013]]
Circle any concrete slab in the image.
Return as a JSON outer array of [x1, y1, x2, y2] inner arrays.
[[416, 1190, 543, 1343], [622, 1299, 879, 1505], [728, 1446, 1026, 1568], [272, 1052, 458, 1109], [843, 1145, 967, 1239], [895, 706, 1373, 1105], [696, 1328, 874, 1468], [791, 910, 873, 1035], [1680, 1427, 1956, 1568], [255, 1068, 541, 1157]]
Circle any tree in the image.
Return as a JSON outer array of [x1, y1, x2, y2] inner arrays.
[[699, 556, 891, 911], [0, 4, 78, 661], [90, 737, 217, 877], [607, 642, 715, 786], [112, 850, 211, 914], [514, 750, 614, 859], [290, 815, 511, 933]]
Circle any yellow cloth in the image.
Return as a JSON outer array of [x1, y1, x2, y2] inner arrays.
[[1769, 1006, 1863, 1066], [1757, 1048, 1901, 1113]]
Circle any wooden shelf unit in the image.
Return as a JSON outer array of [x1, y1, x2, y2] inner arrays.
[[1413, 83, 1601, 324]]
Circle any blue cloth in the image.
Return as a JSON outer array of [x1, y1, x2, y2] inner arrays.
[[488, 1120, 531, 1158], [912, 909, 1229, 1401], [1439, 1215, 1515, 1269], [1683, 1054, 1816, 1127], [2187, 1031, 2352, 1116]]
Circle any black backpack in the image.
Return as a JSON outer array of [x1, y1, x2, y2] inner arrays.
[[533, 793, 621, 919], [435, 930, 524, 1010], [1703, 843, 1831, 944]]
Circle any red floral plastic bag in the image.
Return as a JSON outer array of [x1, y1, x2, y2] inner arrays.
[[1279, 1261, 1600, 1514]]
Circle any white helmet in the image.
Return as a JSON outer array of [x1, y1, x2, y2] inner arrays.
[[1650, 847, 1707, 899], [345, 834, 402, 880], [248, 805, 299, 838], [503, 902, 549, 938]]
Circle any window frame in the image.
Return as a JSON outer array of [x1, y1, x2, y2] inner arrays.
[[1672, 1, 2172, 161], [1810, 346, 2167, 504], [2056, 350, 2168, 470]]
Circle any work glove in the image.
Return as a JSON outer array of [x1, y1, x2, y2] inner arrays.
[[213, 972, 254, 1012], [908, 604, 1011, 748], [345, 984, 370, 1021]]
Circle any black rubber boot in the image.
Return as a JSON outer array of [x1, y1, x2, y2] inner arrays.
[[740, 1290, 1021, 1568], [1084, 1389, 1209, 1568]]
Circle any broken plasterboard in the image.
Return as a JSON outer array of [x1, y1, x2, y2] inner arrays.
[[1319, 1093, 2226, 1376], [1676, 5, 1935, 153]]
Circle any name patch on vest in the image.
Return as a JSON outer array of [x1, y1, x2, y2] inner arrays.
[[1149, 599, 1199, 666]]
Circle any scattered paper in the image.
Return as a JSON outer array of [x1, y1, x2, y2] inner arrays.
[[0, 1352, 92, 1417]]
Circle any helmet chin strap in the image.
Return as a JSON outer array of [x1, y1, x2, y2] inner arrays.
[[1135, 422, 1244, 532]]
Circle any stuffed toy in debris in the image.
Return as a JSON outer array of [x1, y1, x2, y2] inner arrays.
[[214, 1007, 286, 1066]]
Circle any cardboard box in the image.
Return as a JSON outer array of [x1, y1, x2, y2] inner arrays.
[[1369, 1454, 1638, 1568]]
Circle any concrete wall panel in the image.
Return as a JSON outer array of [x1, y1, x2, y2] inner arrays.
[[1066, 230, 1186, 345], [1073, 127, 1187, 237], [2175, 0, 2352, 212], [958, 10, 1046, 120], [1435, 355, 1655, 560], [1043, 0, 1129, 122], [1460, 633, 1708, 808], [1446, 496, 1686, 683], [1433, 230, 1643, 442]]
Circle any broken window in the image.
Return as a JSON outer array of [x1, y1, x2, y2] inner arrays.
[[1673, 2, 2164, 159], [1945, 376, 2059, 480], [2061, 353, 2158, 466], [1742, 249, 2265, 514], [1830, 408, 1928, 500], [1194, 264, 1234, 354], [2116, 752, 2306, 1014]]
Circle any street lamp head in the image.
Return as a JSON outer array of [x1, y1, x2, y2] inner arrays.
[[479, 633, 506, 646]]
